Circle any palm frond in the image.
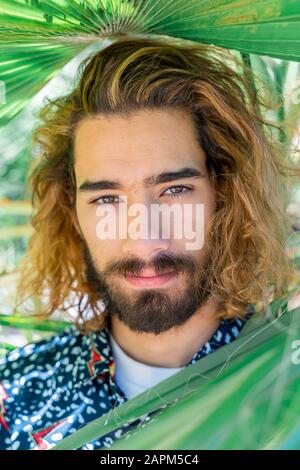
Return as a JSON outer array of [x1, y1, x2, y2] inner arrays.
[[1, 0, 300, 126], [51, 302, 300, 450], [0, 313, 69, 332]]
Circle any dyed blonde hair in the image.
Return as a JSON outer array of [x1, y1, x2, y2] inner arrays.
[[16, 35, 299, 332]]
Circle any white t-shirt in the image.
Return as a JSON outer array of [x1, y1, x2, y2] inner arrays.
[[109, 333, 183, 399]]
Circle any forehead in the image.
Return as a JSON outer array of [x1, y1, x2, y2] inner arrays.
[[73, 108, 206, 185]]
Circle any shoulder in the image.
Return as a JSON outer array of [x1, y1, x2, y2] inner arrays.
[[0, 326, 89, 449], [0, 325, 112, 450], [0, 325, 85, 380]]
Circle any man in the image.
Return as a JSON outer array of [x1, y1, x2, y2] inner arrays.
[[0, 36, 297, 450]]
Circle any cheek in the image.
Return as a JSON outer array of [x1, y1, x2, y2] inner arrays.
[[205, 198, 216, 227], [180, 186, 216, 252], [201, 183, 217, 229], [76, 201, 123, 263], [76, 201, 97, 243]]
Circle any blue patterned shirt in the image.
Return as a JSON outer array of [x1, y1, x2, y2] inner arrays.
[[0, 309, 253, 450]]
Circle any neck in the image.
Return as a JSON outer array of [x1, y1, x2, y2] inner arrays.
[[109, 298, 221, 368]]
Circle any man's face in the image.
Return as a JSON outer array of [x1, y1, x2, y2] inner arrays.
[[74, 108, 217, 334]]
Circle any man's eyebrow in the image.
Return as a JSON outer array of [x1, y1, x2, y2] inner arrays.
[[144, 167, 203, 186], [79, 180, 122, 191], [78, 166, 203, 192]]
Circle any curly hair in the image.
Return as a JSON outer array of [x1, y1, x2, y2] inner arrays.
[[16, 35, 300, 333]]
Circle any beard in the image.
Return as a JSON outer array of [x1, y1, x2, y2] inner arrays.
[[82, 239, 213, 335]]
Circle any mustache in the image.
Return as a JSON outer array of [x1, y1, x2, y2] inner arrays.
[[103, 252, 199, 278]]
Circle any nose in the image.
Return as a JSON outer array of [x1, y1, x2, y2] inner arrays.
[[121, 236, 171, 261], [120, 196, 172, 260]]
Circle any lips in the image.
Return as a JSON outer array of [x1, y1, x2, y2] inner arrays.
[[125, 269, 177, 288]]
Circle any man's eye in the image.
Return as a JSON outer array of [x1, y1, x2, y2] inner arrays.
[[90, 195, 120, 205], [162, 185, 193, 198]]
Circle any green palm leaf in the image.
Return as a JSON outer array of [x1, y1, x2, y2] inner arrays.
[[109, 316, 300, 450], [0, 314, 69, 332], [51, 301, 300, 450], [1, 0, 300, 126], [0, 41, 91, 125]]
